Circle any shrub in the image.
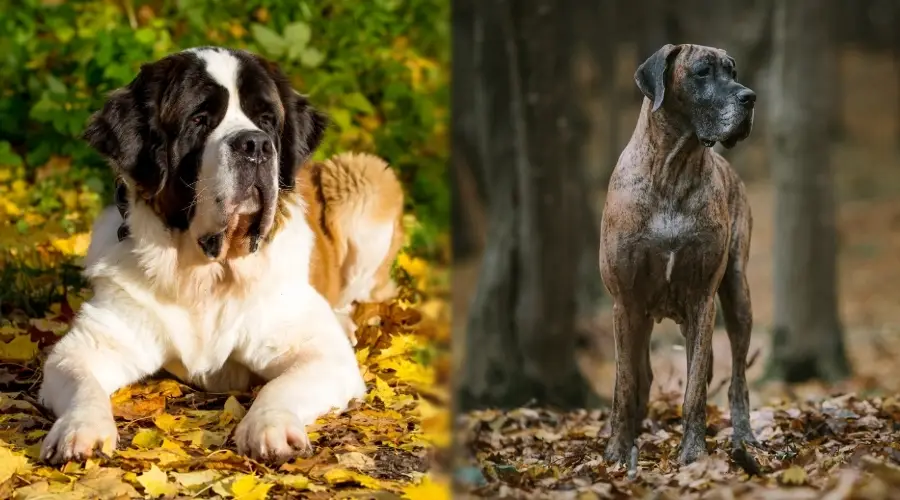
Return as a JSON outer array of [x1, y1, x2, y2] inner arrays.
[[0, 0, 449, 260]]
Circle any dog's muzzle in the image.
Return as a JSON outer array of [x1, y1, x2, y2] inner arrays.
[[196, 130, 279, 260]]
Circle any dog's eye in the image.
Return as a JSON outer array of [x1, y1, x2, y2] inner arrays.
[[259, 113, 275, 128], [696, 67, 711, 78], [191, 113, 209, 127]]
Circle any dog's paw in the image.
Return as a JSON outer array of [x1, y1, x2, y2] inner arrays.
[[234, 408, 311, 463], [677, 436, 709, 465], [603, 435, 632, 465], [40, 407, 118, 464]]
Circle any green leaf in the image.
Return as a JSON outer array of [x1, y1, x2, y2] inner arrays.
[[329, 108, 352, 131], [283, 21, 311, 47], [299, 48, 325, 68], [46, 76, 67, 95], [135, 28, 156, 45], [250, 23, 287, 57], [343, 92, 375, 115]]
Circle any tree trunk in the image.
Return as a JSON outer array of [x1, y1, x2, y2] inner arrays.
[[766, 0, 850, 382], [450, 0, 487, 262], [456, 0, 601, 410]]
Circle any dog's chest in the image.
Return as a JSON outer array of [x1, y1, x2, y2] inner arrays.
[[160, 299, 249, 376]]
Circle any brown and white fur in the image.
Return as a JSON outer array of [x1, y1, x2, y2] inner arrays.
[[37, 47, 378, 464], [297, 152, 405, 345]]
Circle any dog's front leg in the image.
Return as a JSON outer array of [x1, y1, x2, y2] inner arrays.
[[39, 309, 165, 463], [605, 302, 653, 464], [234, 290, 366, 463], [679, 298, 717, 464]]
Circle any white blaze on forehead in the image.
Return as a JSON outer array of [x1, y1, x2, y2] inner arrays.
[[192, 48, 260, 140], [184, 47, 280, 248]]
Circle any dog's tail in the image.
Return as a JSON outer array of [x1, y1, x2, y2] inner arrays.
[[302, 152, 405, 306]]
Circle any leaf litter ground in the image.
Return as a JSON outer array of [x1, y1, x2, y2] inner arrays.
[[0, 242, 451, 498], [453, 183, 900, 499]]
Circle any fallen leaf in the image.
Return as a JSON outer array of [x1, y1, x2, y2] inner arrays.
[[403, 475, 450, 500], [230, 474, 272, 500], [136, 465, 177, 498], [0, 447, 30, 484], [172, 469, 221, 490], [323, 468, 383, 489], [337, 451, 375, 471]]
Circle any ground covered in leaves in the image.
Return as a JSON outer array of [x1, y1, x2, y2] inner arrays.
[[0, 163, 451, 499], [456, 391, 900, 499]]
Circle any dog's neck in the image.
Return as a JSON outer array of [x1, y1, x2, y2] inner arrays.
[[109, 193, 308, 306], [636, 98, 711, 191]]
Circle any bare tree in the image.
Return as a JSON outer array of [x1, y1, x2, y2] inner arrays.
[[766, 0, 850, 382], [455, 0, 601, 410]]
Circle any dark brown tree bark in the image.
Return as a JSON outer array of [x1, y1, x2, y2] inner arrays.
[[766, 0, 850, 382], [450, 0, 486, 262], [455, 0, 601, 410]]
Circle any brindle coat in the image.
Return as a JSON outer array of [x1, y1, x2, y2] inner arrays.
[[599, 44, 758, 465]]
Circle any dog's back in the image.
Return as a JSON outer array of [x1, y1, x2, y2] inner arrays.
[[297, 152, 405, 309]]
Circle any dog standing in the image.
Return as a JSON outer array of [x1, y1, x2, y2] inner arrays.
[[598, 44, 757, 465]]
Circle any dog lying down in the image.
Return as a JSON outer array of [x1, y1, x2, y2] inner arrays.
[[37, 47, 404, 464]]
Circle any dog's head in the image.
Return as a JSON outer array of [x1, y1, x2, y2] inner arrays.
[[635, 43, 755, 149], [84, 47, 327, 260]]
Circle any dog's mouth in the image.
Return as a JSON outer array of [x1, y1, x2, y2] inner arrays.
[[701, 113, 754, 150], [197, 183, 276, 260]]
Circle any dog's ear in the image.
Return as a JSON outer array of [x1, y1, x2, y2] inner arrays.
[[83, 63, 170, 196], [635, 44, 682, 113], [278, 91, 328, 191]]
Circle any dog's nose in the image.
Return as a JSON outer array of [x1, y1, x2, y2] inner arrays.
[[230, 130, 273, 163], [737, 89, 756, 108]]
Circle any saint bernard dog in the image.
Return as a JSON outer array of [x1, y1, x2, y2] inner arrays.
[[38, 46, 404, 464]]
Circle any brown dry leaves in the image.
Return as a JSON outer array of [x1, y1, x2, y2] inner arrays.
[[0, 256, 450, 499], [457, 392, 900, 499]]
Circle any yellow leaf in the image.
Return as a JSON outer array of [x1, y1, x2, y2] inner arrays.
[[131, 428, 163, 448], [60, 190, 78, 210], [275, 474, 310, 490], [0, 199, 21, 217], [374, 334, 422, 362], [323, 468, 383, 489], [230, 474, 273, 500], [136, 465, 177, 498], [366, 376, 396, 405], [0, 447, 30, 484], [172, 469, 221, 490], [116, 448, 185, 465], [182, 428, 227, 448], [403, 475, 451, 500], [377, 357, 434, 386], [220, 396, 246, 426], [49, 232, 90, 257], [0, 335, 39, 362], [417, 399, 450, 448], [780, 465, 808, 485], [355, 346, 371, 365], [153, 413, 185, 433], [396, 252, 428, 283]]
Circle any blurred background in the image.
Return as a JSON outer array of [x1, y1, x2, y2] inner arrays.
[[0, 0, 450, 316], [454, 0, 900, 412]]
